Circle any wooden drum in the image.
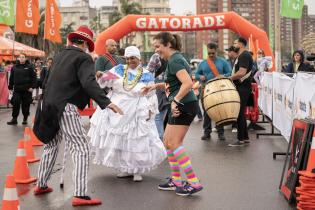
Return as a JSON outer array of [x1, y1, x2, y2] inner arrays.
[[202, 77, 240, 126]]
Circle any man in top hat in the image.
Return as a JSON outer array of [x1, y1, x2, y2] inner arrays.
[[33, 26, 123, 206]]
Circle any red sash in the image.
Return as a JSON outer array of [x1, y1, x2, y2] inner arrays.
[[206, 59, 219, 77], [104, 53, 118, 66]]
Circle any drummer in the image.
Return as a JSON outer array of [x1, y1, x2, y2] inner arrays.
[[195, 43, 231, 141]]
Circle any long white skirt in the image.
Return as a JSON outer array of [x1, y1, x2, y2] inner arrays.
[[88, 105, 166, 174]]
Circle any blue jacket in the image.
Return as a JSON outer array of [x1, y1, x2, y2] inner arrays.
[[195, 57, 232, 82]]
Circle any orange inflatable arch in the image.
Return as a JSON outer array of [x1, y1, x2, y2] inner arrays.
[[95, 11, 273, 66]]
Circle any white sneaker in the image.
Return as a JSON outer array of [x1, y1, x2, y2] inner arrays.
[[133, 174, 143, 182], [212, 128, 217, 132], [117, 172, 132, 178], [232, 128, 237, 133]]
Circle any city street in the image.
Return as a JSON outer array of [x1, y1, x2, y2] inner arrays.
[[0, 105, 295, 210]]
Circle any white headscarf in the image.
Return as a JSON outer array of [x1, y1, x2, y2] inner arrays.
[[124, 46, 141, 59]]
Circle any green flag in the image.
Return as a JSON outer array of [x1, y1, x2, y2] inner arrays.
[[281, 0, 304, 19], [202, 44, 207, 60], [0, 0, 14, 25]]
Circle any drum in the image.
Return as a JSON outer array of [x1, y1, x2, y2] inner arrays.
[[202, 77, 240, 126]]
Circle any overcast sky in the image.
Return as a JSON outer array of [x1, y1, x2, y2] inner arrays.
[[60, 0, 315, 15]]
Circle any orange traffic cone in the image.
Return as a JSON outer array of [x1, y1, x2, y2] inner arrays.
[[13, 140, 37, 184], [24, 127, 43, 147], [1, 175, 19, 210], [24, 138, 40, 163]]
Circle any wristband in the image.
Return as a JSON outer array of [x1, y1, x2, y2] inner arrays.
[[173, 98, 184, 106]]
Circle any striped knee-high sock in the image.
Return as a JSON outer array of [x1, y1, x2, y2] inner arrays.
[[167, 149, 182, 186], [173, 146, 202, 188]]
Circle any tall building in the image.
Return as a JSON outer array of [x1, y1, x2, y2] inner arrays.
[[307, 15, 315, 34], [196, 0, 218, 59], [60, 0, 97, 30], [180, 12, 197, 59], [98, 6, 118, 30], [196, 0, 269, 58]]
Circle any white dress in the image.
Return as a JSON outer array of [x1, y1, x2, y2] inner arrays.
[[88, 64, 166, 174]]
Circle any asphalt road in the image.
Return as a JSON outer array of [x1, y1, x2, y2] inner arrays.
[[0, 105, 295, 210]]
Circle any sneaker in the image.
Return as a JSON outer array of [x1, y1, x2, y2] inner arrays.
[[22, 116, 28, 125], [243, 140, 250, 144], [201, 134, 211, 141], [218, 133, 226, 141], [158, 178, 178, 191], [175, 183, 203, 196], [34, 186, 53, 195], [212, 128, 217, 132], [231, 128, 237, 133], [133, 174, 143, 182], [117, 172, 133, 178], [72, 196, 102, 206], [228, 141, 245, 147]]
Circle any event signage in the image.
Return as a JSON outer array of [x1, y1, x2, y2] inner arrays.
[[272, 72, 295, 141], [16, 0, 40, 34], [0, 0, 14, 26], [44, 0, 61, 43], [281, 0, 304, 19], [259, 72, 273, 119], [294, 73, 315, 119], [95, 12, 273, 62], [135, 15, 225, 30]]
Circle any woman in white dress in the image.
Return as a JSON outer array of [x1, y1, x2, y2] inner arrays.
[[88, 46, 166, 181]]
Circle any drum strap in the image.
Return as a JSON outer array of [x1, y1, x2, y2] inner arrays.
[[206, 59, 219, 77]]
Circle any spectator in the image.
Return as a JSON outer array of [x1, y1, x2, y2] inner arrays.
[[284, 50, 315, 73], [7, 53, 36, 125]]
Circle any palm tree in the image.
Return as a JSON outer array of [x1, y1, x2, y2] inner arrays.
[[60, 22, 75, 45], [109, 10, 122, 26], [90, 14, 104, 36], [109, 0, 143, 46]]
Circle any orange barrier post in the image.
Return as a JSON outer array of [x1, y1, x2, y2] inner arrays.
[[24, 138, 40, 163], [25, 127, 43, 146], [13, 140, 37, 184], [1, 175, 19, 210]]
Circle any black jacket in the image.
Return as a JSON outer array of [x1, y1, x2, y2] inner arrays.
[[34, 46, 111, 143], [8, 61, 37, 91], [41, 68, 50, 90], [284, 62, 315, 73]]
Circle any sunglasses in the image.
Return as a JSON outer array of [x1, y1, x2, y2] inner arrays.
[[208, 52, 216, 55]]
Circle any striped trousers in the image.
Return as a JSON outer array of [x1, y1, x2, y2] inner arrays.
[[37, 103, 90, 196]]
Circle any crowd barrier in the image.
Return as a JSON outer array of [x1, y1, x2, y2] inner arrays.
[[258, 72, 315, 142]]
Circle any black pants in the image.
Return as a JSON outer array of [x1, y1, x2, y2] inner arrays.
[[236, 86, 251, 141], [201, 90, 224, 135], [202, 112, 224, 135], [11, 91, 32, 118]]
